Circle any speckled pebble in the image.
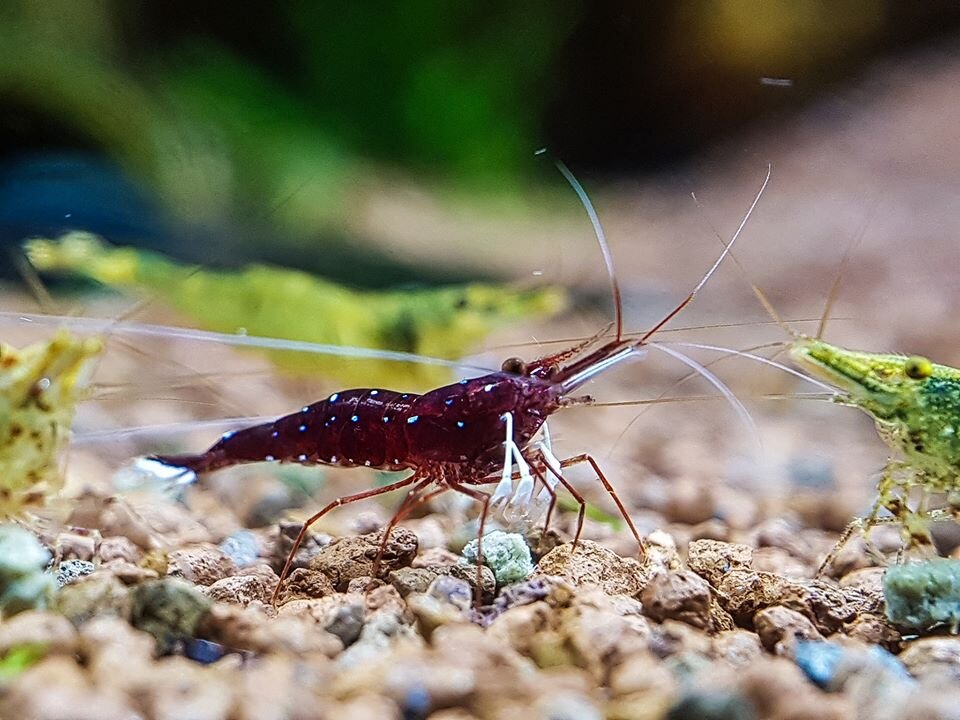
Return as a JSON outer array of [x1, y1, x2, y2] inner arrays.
[[309, 528, 418, 590], [54, 559, 95, 588], [54, 574, 131, 626], [202, 574, 273, 606], [535, 540, 648, 596], [898, 637, 960, 684], [686, 539, 753, 586], [166, 544, 238, 586]]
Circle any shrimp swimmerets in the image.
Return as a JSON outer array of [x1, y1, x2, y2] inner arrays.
[[146, 165, 772, 605]]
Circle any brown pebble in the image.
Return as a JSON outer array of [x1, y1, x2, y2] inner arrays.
[[388, 567, 438, 597], [199, 603, 342, 656], [640, 570, 712, 630], [54, 574, 131, 626], [535, 541, 649, 596], [101, 560, 159, 585], [712, 629, 763, 668], [166, 544, 238, 586], [203, 574, 274, 606], [276, 568, 336, 603], [754, 605, 823, 653], [411, 546, 461, 568], [899, 637, 960, 684], [309, 528, 418, 590], [844, 613, 901, 651], [738, 656, 852, 720], [97, 535, 142, 564], [55, 531, 97, 561], [686, 539, 753, 586], [0, 611, 78, 656]]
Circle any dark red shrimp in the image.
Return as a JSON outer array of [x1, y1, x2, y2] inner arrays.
[[152, 165, 772, 606]]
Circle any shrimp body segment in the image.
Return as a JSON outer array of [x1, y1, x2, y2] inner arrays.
[[155, 370, 562, 480]]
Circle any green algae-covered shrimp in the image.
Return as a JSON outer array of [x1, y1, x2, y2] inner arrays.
[[24, 232, 566, 389], [788, 338, 960, 573], [0, 330, 102, 519]]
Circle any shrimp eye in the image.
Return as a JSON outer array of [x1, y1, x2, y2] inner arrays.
[[501, 356, 527, 375], [904, 356, 933, 380]]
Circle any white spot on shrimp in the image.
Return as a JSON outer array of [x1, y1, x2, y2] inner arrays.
[[302, 406, 310, 413], [272, 430, 279, 438], [370, 390, 379, 396], [221, 431, 235, 440], [351, 415, 359, 423], [298, 454, 307, 461], [265, 455, 275, 461], [407, 415, 420, 424], [330, 416, 337, 422], [364, 460, 371, 466], [456, 421, 465, 428], [444, 398, 454, 406], [299, 424, 307, 432], [459, 379, 468, 385], [393, 458, 400, 464], [401, 393, 410, 399], [329, 393, 339, 402], [383, 416, 391, 423], [331, 455, 337, 462], [484, 384, 495, 392]]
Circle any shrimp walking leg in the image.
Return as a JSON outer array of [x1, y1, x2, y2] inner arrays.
[[449, 482, 493, 602], [370, 479, 443, 577], [273, 474, 419, 605], [558, 453, 646, 558], [535, 451, 587, 547]]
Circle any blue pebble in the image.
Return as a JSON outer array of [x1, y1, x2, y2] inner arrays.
[[794, 641, 845, 687], [184, 638, 225, 664], [218, 530, 259, 568]]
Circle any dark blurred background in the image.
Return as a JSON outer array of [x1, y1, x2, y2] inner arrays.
[[2, 1, 960, 285]]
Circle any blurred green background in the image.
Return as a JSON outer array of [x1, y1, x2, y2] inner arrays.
[[2, 0, 960, 287]]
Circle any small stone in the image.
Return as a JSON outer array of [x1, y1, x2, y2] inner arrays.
[[899, 637, 960, 684], [408, 592, 468, 639], [97, 535, 142, 564], [270, 521, 328, 575], [0, 610, 78, 656], [325, 601, 366, 647], [202, 574, 273, 606], [428, 574, 473, 612], [641, 570, 713, 630], [754, 606, 822, 653], [387, 567, 437, 597], [687, 540, 753, 586], [276, 567, 336, 603], [666, 689, 757, 720], [54, 573, 131, 626], [460, 530, 534, 586], [844, 613, 901, 650], [54, 532, 97, 561], [793, 640, 912, 690], [884, 558, 960, 632], [53, 559, 95, 588], [130, 578, 213, 653], [166, 544, 238, 586], [711, 630, 763, 668], [219, 530, 260, 568], [412, 547, 460, 568], [0, 524, 54, 615], [101, 560, 159, 585], [439, 563, 496, 604], [309, 528, 418, 590], [535, 540, 649, 596], [198, 603, 341, 656]]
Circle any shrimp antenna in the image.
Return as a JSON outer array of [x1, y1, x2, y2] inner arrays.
[[638, 164, 772, 345], [816, 206, 873, 339], [689, 180, 794, 338], [553, 159, 623, 342]]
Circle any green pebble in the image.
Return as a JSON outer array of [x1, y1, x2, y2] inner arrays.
[[0, 525, 51, 579], [460, 530, 533, 586], [884, 558, 960, 633], [130, 579, 213, 654], [0, 524, 54, 616]]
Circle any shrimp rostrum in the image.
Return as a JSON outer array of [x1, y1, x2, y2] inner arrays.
[[148, 165, 772, 604]]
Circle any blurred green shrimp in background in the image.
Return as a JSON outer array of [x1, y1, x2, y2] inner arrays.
[[24, 233, 566, 389]]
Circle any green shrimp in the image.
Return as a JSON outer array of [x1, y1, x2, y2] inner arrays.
[[789, 338, 960, 573], [0, 330, 102, 519], [24, 232, 566, 389]]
